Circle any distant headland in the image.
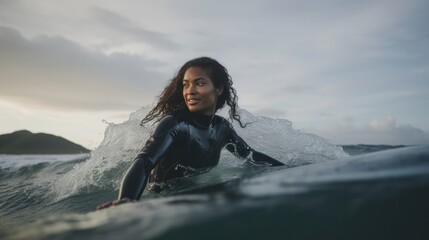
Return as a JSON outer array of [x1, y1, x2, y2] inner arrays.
[[0, 130, 90, 154]]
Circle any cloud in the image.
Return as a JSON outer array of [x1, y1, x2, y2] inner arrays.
[[281, 85, 316, 95], [91, 7, 179, 51], [315, 116, 429, 145], [0, 1, 428, 148], [0, 25, 168, 111], [369, 116, 396, 131]]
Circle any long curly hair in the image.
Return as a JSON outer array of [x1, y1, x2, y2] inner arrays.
[[141, 57, 246, 127]]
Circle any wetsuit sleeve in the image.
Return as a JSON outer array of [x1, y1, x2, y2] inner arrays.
[[118, 116, 178, 200], [225, 125, 284, 166], [225, 127, 253, 158]]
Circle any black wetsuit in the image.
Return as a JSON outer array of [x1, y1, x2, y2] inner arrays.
[[119, 113, 283, 200]]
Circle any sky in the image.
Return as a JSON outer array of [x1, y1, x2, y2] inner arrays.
[[1, 0, 428, 149]]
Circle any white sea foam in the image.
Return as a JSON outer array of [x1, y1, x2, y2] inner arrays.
[[221, 109, 348, 166], [51, 106, 348, 200], [51, 106, 153, 200]]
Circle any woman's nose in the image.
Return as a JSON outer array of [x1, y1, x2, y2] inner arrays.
[[186, 85, 196, 95]]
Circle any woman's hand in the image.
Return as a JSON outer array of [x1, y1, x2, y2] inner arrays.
[[252, 151, 285, 166], [96, 198, 133, 210]]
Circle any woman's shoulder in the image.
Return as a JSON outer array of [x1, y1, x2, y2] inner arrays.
[[152, 115, 180, 136]]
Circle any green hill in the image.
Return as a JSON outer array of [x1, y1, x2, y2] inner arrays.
[[0, 130, 90, 154]]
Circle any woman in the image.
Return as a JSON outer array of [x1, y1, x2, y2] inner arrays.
[[97, 57, 283, 210]]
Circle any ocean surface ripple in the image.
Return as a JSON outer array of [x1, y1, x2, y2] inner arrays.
[[1, 107, 427, 240]]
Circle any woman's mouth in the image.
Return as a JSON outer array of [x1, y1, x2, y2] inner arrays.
[[187, 98, 201, 105]]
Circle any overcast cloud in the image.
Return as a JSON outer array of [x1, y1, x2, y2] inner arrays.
[[0, 0, 428, 147], [0, 25, 168, 111], [315, 116, 429, 145]]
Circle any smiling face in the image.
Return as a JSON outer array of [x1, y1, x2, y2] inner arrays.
[[182, 67, 223, 116]]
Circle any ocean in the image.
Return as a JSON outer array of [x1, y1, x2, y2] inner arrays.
[[1, 107, 428, 240]]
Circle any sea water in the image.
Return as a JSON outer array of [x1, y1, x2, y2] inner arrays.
[[1, 107, 428, 240]]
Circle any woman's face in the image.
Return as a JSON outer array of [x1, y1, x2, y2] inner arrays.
[[182, 67, 223, 116]]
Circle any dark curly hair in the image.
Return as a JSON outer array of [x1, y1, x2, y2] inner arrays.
[[141, 57, 246, 127]]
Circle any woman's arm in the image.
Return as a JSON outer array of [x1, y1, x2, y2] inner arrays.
[[251, 150, 284, 166], [96, 154, 151, 210], [225, 126, 284, 166], [97, 116, 178, 210], [117, 152, 152, 200]]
